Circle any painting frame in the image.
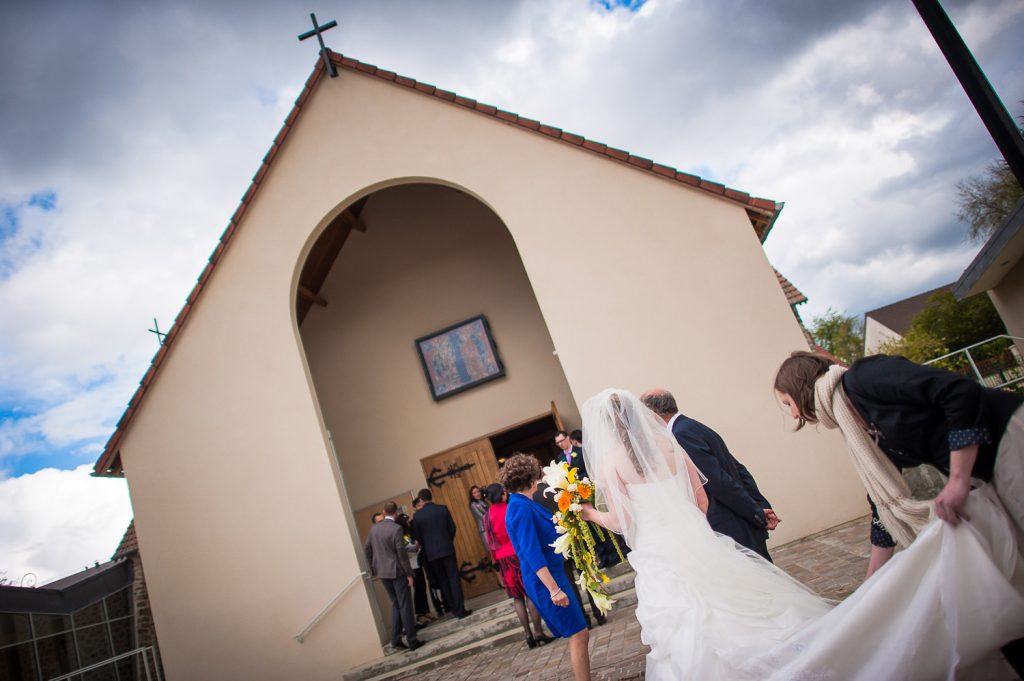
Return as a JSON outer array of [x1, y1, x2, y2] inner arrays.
[[415, 314, 506, 401]]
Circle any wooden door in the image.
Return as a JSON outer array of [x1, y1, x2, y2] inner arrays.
[[419, 438, 500, 599], [550, 400, 565, 432]]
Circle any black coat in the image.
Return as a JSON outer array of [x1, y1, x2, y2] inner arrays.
[[671, 414, 772, 559], [843, 355, 1023, 481], [411, 502, 457, 562]]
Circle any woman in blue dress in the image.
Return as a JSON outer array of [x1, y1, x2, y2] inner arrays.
[[500, 453, 591, 681]]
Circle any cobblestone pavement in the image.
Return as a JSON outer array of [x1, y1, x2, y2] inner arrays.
[[396, 516, 875, 681]]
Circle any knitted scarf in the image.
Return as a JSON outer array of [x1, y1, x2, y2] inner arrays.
[[814, 365, 933, 548]]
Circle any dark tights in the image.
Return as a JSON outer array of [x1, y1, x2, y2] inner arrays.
[[513, 596, 545, 639]]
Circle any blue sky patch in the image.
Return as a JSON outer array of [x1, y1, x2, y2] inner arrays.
[[0, 204, 17, 238], [3, 450, 89, 478], [593, 0, 647, 11], [28, 191, 57, 211], [0, 189, 58, 241]]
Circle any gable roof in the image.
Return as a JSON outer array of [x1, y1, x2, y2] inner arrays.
[[954, 197, 1024, 300], [93, 51, 786, 477], [864, 283, 954, 336]]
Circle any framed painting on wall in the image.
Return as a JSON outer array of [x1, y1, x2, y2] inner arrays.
[[415, 315, 505, 401]]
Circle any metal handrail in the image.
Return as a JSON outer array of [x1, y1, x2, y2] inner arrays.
[[924, 334, 1024, 389], [295, 571, 369, 643], [49, 645, 161, 681]]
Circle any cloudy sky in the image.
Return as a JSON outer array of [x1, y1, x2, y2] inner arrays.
[[1, 0, 1021, 584]]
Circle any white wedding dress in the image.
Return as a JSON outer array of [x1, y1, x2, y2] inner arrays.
[[583, 389, 1024, 681]]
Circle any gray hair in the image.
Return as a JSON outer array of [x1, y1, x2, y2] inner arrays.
[[641, 390, 678, 417]]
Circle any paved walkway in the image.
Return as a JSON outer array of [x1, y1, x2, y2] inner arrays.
[[395, 515, 1020, 680], [396, 517, 875, 681]]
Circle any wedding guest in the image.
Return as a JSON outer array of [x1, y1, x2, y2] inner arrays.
[[412, 488, 472, 619], [412, 497, 446, 617], [395, 512, 433, 627], [532, 481, 605, 627], [554, 430, 588, 477], [468, 485, 491, 555], [484, 482, 555, 648], [570, 429, 584, 449], [642, 388, 778, 561], [371, 512, 384, 524], [774, 350, 1024, 674], [502, 453, 591, 681], [364, 502, 422, 652]]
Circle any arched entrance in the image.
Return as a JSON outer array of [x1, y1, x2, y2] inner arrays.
[[294, 181, 578, 624]]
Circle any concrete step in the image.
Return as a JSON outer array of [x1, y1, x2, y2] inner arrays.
[[343, 564, 636, 681]]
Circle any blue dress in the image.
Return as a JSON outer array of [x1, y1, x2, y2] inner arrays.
[[505, 492, 587, 638]]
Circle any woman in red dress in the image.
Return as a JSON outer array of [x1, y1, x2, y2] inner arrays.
[[484, 483, 555, 648]]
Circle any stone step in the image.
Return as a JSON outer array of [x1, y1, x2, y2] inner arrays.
[[346, 586, 640, 681], [343, 564, 636, 681]]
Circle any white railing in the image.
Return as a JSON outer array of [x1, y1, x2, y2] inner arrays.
[[49, 645, 162, 681], [295, 571, 369, 643], [924, 335, 1024, 390]]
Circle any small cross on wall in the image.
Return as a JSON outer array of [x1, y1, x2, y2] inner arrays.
[[298, 12, 338, 78]]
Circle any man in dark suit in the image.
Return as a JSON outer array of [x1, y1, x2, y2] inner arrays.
[[554, 430, 588, 479], [410, 488, 471, 619], [365, 501, 422, 651], [641, 389, 779, 562]]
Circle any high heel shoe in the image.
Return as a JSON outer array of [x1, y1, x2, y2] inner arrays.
[[534, 634, 555, 646], [526, 636, 538, 649]]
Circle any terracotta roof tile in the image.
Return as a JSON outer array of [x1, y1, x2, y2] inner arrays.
[[627, 154, 654, 170], [517, 116, 540, 131], [93, 51, 785, 477], [774, 269, 808, 307], [652, 163, 675, 178], [112, 521, 138, 560], [561, 131, 585, 146], [675, 171, 701, 187]]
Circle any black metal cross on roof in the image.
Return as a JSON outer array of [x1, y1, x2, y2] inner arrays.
[[298, 12, 338, 78], [148, 318, 167, 346]]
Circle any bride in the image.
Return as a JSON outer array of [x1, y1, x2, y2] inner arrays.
[[579, 388, 1024, 680]]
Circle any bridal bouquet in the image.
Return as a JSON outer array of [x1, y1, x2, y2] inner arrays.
[[542, 460, 624, 614]]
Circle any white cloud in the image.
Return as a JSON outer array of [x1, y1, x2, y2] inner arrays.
[[0, 0, 1021, 581], [0, 466, 132, 585]]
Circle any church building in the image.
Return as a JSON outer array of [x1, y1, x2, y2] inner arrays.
[[93, 50, 864, 680]]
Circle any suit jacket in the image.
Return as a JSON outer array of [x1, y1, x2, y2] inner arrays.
[[411, 501, 457, 562], [671, 414, 771, 556], [364, 518, 412, 580], [553, 446, 589, 481]]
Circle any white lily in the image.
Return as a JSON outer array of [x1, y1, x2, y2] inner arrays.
[[542, 462, 569, 492], [549, 532, 572, 557], [554, 523, 568, 534], [588, 588, 616, 615]]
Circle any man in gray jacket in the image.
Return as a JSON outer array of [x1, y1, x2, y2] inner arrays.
[[365, 501, 422, 651]]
